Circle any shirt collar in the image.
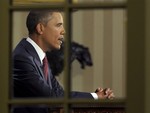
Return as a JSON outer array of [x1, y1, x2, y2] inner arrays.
[[26, 37, 45, 64]]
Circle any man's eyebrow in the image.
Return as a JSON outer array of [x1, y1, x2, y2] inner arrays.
[[57, 23, 63, 25]]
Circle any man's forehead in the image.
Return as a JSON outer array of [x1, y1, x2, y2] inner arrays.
[[46, 13, 63, 25], [51, 12, 63, 21]]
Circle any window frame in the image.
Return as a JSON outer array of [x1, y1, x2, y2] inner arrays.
[[0, 0, 149, 113]]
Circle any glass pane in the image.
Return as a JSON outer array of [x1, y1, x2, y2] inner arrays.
[[12, 10, 66, 99], [12, 9, 126, 100], [69, 9, 127, 99], [72, 0, 127, 3], [13, 0, 64, 5]]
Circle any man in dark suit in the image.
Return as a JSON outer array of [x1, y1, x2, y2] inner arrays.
[[12, 10, 114, 113]]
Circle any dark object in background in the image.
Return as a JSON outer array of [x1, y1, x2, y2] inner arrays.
[[46, 41, 93, 76]]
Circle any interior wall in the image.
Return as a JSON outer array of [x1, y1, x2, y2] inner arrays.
[[12, 11, 28, 49], [70, 9, 126, 98]]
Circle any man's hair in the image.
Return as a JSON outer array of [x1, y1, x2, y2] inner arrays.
[[26, 10, 61, 35]]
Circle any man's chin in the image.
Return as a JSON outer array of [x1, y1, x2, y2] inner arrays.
[[53, 46, 61, 50], [56, 45, 61, 50], [48, 44, 61, 51]]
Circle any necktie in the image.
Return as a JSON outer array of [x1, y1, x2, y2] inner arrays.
[[43, 56, 48, 80]]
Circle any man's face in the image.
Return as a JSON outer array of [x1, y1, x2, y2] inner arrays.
[[42, 12, 65, 51]]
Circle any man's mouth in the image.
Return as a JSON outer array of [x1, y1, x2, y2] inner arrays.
[[58, 37, 64, 45], [59, 40, 63, 45]]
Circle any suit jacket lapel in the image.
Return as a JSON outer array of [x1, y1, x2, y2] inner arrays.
[[20, 39, 46, 81], [21, 38, 52, 87]]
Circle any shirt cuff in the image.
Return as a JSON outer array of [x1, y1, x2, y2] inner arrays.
[[91, 93, 98, 99]]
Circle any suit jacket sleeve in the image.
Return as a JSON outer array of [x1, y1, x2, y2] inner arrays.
[[51, 75, 93, 99]]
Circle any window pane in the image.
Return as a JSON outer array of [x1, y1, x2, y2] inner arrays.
[[70, 9, 127, 99], [12, 9, 126, 100], [12, 10, 66, 99], [72, 0, 127, 3], [13, 0, 64, 5]]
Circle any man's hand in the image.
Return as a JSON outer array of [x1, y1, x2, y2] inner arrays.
[[95, 87, 115, 100]]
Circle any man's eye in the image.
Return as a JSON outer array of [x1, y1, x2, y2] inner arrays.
[[57, 23, 62, 27]]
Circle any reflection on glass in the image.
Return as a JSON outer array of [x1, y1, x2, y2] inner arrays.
[[13, 0, 64, 5], [72, 0, 127, 3]]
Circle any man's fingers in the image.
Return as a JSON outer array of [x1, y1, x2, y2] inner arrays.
[[103, 88, 115, 100], [95, 87, 103, 93], [107, 93, 115, 100]]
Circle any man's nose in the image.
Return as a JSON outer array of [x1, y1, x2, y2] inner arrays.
[[61, 28, 65, 35]]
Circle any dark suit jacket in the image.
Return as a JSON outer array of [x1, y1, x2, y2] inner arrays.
[[12, 38, 93, 113]]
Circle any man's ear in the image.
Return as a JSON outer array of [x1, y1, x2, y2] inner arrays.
[[36, 23, 44, 35]]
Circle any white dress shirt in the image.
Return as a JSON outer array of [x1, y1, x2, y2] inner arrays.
[[26, 37, 45, 64]]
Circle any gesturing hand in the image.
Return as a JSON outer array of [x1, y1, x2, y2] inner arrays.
[[95, 87, 115, 100]]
